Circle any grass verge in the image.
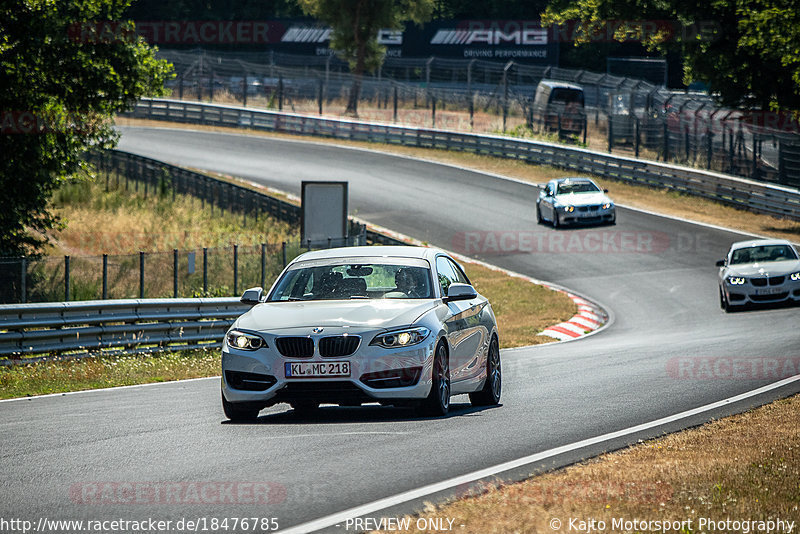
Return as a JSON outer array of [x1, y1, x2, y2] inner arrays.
[[375, 393, 800, 533], [0, 350, 219, 399], [116, 118, 800, 243]]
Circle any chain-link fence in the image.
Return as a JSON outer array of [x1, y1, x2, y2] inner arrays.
[[154, 49, 800, 188]]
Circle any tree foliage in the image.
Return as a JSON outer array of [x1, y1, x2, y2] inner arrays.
[[297, 0, 434, 115], [542, 0, 800, 111], [0, 0, 173, 256]]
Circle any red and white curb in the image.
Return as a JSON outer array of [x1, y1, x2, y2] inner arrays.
[[539, 293, 608, 341], [352, 218, 610, 344]]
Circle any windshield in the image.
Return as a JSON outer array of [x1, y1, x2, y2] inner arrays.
[[556, 181, 601, 195], [730, 245, 798, 264], [268, 262, 434, 301]]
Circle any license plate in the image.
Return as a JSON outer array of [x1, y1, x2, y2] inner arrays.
[[578, 210, 596, 217], [285, 361, 351, 378], [755, 287, 784, 295]]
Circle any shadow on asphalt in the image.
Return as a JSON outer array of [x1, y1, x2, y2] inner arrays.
[[221, 401, 502, 425]]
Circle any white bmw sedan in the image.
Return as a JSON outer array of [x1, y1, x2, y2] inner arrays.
[[717, 239, 800, 311], [536, 177, 616, 228], [221, 246, 501, 421]]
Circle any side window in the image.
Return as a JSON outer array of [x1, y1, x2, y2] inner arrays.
[[449, 259, 470, 285], [436, 256, 459, 296]]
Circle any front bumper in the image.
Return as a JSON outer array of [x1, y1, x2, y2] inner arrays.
[[723, 278, 800, 306], [559, 206, 615, 225], [221, 336, 437, 407]]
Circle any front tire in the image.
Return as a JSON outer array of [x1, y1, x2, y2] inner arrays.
[[470, 337, 501, 406], [419, 341, 450, 417], [536, 204, 543, 224], [222, 389, 261, 422], [552, 211, 561, 229]]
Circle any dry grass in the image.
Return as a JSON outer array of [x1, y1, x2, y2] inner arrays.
[[0, 350, 219, 399], [465, 262, 576, 349], [50, 178, 296, 255], [375, 394, 800, 533], [117, 118, 800, 243]]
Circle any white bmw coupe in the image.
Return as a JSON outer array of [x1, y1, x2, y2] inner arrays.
[[221, 246, 501, 420], [717, 239, 800, 312]]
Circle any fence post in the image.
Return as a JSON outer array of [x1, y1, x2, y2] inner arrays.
[[469, 94, 474, 130], [203, 247, 208, 294], [282, 241, 287, 268], [393, 85, 398, 123], [278, 76, 284, 111], [431, 96, 436, 128], [634, 118, 640, 158], [778, 141, 785, 183], [242, 77, 247, 107], [260, 243, 266, 289], [102, 254, 108, 299], [707, 132, 714, 170], [173, 249, 179, 298], [607, 116, 612, 152], [685, 125, 690, 161], [20, 258, 26, 304], [318, 78, 324, 115], [64, 255, 70, 302], [663, 122, 669, 161], [139, 251, 145, 298], [233, 244, 239, 296]]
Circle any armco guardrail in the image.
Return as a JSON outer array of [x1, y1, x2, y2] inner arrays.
[[0, 298, 249, 365], [125, 98, 800, 221]]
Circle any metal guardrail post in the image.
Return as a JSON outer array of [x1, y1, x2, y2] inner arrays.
[[139, 251, 145, 299], [64, 255, 71, 302]]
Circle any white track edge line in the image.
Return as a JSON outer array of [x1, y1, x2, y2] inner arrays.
[[278, 374, 800, 534]]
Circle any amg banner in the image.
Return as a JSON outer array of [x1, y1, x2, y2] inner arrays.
[[131, 19, 558, 64]]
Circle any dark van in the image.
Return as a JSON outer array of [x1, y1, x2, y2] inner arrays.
[[533, 80, 585, 137]]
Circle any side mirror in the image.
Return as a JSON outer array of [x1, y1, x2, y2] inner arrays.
[[240, 287, 264, 305], [445, 283, 478, 302], [603, 188, 609, 193], [715, 260, 725, 267]]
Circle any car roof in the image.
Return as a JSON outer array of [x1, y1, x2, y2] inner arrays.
[[290, 245, 443, 264], [538, 80, 583, 91], [729, 238, 796, 251], [552, 177, 597, 185]]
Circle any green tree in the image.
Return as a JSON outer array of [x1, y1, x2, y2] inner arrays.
[[0, 0, 173, 256], [297, 0, 434, 116], [542, 0, 800, 111]]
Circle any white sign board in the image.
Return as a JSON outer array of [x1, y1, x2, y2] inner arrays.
[[301, 181, 348, 246]]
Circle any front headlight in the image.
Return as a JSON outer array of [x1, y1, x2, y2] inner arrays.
[[790, 272, 800, 281], [726, 277, 747, 285], [226, 329, 266, 350], [560, 205, 574, 213], [602, 203, 613, 210], [370, 327, 430, 349]]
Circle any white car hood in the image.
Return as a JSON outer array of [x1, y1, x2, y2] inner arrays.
[[727, 259, 800, 277], [235, 299, 437, 332], [554, 192, 610, 207]]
